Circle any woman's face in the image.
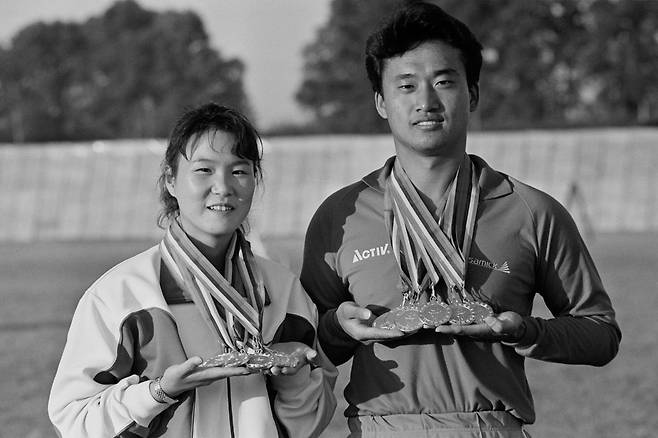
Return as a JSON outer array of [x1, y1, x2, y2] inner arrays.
[[166, 130, 255, 250]]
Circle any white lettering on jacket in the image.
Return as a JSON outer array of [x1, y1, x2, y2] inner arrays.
[[352, 244, 391, 263]]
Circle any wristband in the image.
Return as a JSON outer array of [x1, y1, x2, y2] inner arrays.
[[149, 377, 178, 404]]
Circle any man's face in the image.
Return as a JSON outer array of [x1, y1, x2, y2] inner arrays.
[[375, 40, 478, 159]]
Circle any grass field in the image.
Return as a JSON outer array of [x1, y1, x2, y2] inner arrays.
[[1, 233, 656, 437]]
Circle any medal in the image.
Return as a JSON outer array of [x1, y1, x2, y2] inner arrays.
[[419, 299, 451, 327], [394, 306, 424, 332], [446, 284, 475, 325], [461, 288, 494, 324], [200, 352, 234, 367], [200, 350, 249, 368], [447, 302, 475, 325], [223, 351, 249, 367], [372, 310, 398, 330], [269, 350, 300, 368], [468, 301, 494, 324], [246, 352, 274, 371]]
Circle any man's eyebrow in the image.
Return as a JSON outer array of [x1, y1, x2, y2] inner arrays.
[[433, 68, 459, 76], [393, 68, 459, 80]]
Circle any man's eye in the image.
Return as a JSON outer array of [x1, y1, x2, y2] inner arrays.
[[398, 84, 414, 90], [435, 80, 454, 87]]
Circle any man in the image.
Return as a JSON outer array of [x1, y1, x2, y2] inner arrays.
[[300, 2, 621, 437]]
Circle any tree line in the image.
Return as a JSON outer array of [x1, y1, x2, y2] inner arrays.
[[0, 0, 656, 142], [295, 0, 658, 133], [0, 0, 249, 142]]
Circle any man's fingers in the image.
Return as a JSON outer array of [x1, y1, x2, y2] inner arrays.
[[483, 316, 505, 334], [435, 323, 492, 336]]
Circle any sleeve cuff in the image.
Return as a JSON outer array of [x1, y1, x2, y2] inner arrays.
[[123, 380, 175, 427], [324, 309, 353, 342], [502, 317, 539, 349]]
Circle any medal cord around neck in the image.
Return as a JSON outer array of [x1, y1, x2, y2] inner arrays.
[[160, 218, 267, 352], [384, 155, 481, 305]]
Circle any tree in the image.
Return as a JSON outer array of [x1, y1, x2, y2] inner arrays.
[[295, 0, 403, 133], [295, 0, 658, 132], [0, 0, 250, 142]]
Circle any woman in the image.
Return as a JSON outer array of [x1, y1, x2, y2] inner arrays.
[[48, 103, 337, 437]]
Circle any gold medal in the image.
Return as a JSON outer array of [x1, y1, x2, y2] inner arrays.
[[200, 350, 249, 368], [269, 350, 300, 368], [199, 352, 234, 367], [394, 306, 424, 332], [419, 300, 451, 327], [246, 352, 274, 371], [468, 301, 494, 324], [448, 303, 475, 325], [372, 308, 400, 330]]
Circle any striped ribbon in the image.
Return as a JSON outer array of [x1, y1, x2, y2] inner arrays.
[[384, 155, 480, 294], [159, 219, 267, 351]]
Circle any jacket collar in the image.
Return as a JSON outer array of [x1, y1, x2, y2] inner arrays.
[[362, 154, 512, 200]]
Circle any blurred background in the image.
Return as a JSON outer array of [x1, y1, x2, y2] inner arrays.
[[0, 0, 656, 437]]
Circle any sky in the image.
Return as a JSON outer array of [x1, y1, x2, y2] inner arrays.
[[0, 0, 332, 129]]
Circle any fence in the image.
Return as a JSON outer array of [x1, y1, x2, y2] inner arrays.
[[0, 128, 656, 242]]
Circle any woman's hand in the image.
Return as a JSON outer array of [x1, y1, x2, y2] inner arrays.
[[158, 357, 250, 398], [266, 341, 319, 376]]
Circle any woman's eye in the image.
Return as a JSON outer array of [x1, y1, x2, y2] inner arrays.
[[194, 167, 211, 174]]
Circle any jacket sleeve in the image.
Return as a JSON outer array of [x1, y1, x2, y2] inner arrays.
[[300, 196, 362, 366], [268, 277, 338, 438], [48, 291, 173, 438], [505, 194, 621, 365]]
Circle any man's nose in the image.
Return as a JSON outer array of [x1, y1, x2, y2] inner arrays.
[[416, 83, 441, 112]]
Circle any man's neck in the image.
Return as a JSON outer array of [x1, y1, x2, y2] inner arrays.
[[395, 149, 464, 212]]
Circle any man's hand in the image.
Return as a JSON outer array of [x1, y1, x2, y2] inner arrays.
[[434, 311, 526, 342], [337, 301, 407, 344]]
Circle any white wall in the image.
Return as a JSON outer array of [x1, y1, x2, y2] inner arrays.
[[1, 128, 656, 242]]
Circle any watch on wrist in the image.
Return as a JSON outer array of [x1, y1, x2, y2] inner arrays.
[[150, 377, 178, 404]]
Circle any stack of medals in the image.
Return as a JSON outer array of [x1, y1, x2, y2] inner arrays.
[[161, 220, 299, 373], [200, 340, 299, 371], [373, 156, 493, 331]]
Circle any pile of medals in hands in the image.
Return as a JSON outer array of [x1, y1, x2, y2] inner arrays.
[[373, 283, 494, 333], [199, 339, 299, 372]]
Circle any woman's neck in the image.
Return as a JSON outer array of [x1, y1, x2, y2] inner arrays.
[[187, 233, 233, 269]]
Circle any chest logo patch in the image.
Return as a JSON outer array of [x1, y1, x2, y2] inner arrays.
[[352, 243, 391, 263], [468, 257, 510, 274]]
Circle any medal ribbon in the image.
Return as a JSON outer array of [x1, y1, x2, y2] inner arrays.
[[160, 219, 267, 351], [384, 155, 480, 292]]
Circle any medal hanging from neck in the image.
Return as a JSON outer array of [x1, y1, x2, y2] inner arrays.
[[160, 220, 298, 370], [375, 155, 493, 330]]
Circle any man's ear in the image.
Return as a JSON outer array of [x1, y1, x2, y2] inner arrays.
[[375, 92, 388, 119], [468, 84, 480, 112], [164, 167, 176, 198]]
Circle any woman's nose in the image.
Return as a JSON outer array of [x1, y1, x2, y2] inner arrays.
[[210, 174, 232, 195]]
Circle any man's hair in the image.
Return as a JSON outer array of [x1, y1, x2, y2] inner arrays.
[[157, 102, 262, 227], [365, 1, 483, 95]]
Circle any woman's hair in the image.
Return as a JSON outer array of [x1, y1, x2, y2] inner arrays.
[[157, 103, 263, 228], [365, 1, 483, 95]]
